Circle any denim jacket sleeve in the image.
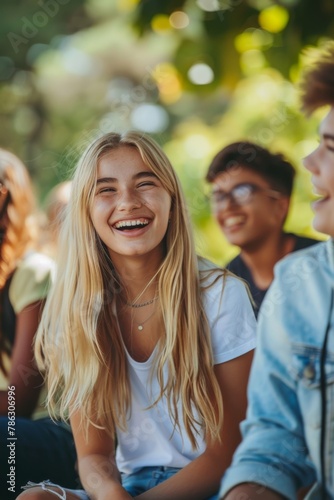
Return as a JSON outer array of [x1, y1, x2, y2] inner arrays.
[[218, 242, 334, 499]]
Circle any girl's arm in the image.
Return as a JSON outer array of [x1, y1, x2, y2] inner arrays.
[[136, 349, 254, 500], [70, 410, 133, 500], [0, 300, 45, 416]]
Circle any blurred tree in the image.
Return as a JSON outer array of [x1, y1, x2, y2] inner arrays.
[[0, 0, 93, 193], [1, 0, 92, 71]]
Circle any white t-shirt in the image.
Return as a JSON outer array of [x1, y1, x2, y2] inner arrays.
[[116, 271, 256, 474]]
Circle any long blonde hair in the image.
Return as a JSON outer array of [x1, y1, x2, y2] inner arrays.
[[0, 148, 38, 374], [35, 131, 224, 448]]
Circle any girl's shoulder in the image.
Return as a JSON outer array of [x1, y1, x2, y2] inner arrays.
[[198, 256, 254, 314], [198, 258, 257, 362], [198, 256, 224, 282], [198, 256, 241, 291]]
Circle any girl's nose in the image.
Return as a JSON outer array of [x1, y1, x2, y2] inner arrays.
[[117, 189, 142, 211], [303, 148, 319, 174]]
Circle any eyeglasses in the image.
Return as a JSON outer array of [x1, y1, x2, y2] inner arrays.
[[210, 182, 282, 211]]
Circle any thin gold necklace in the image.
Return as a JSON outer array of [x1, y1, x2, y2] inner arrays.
[[133, 305, 157, 331], [126, 295, 159, 308]]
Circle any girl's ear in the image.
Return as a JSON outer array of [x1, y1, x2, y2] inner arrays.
[[0, 185, 8, 195]]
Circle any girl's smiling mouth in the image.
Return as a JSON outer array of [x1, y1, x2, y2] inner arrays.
[[113, 218, 150, 230]]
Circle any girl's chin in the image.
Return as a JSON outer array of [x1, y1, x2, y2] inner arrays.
[[312, 216, 333, 236]]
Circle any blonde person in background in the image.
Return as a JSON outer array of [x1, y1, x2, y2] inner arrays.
[[18, 131, 256, 500], [0, 149, 79, 500], [41, 180, 72, 258]]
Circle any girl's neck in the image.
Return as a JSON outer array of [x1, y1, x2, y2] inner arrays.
[[113, 253, 163, 302], [121, 280, 158, 307], [117, 268, 159, 306]]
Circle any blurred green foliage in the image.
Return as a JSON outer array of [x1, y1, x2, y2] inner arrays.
[[0, 0, 332, 263]]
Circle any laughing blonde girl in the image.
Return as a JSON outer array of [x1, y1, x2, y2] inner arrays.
[[19, 131, 256, 500]]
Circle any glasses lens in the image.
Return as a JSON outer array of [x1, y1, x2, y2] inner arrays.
[[210, 183, 258, 209], [232, 184, 255, 204]]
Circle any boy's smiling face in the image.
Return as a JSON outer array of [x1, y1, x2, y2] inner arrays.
[[210, 166, 289, 251], [303, 107, 334, 237]]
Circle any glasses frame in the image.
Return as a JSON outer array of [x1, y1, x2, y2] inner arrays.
[[210, 182, 282, 211]]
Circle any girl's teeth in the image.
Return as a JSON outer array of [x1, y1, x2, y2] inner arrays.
[[115, 220, 148, 229]]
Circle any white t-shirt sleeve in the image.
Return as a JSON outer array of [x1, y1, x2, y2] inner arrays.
[[204, 274, 257, 365]]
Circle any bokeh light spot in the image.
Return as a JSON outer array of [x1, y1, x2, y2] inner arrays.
[[188, 63, 214, 85], [169, 11, 189, 29], [259, 6, 289, 33], [131, 103, 169, 133], [196, 0, 220, 12], [235, 29, 273, 53], [184, 134, 211, 160], [152, 63, 182, 104], [151, 15, 171, 34]]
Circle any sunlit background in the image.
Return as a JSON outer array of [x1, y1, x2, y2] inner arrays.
[[1, 0, 333, 264]]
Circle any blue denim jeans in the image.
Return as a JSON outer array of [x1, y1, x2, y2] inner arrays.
[[24, 466, 219, 499], [122, 466, 219, 499]]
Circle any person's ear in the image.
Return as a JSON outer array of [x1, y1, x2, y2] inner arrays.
[[0, 185, 8, 195], [276, 195, 290, 224]]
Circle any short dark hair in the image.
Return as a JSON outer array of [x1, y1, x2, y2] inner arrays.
[[300, 42, 334, 114], [205, 141, 295, 197]]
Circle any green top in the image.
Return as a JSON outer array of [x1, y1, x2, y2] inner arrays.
[[9, 251, 56, 419], [9, 252, 55, 313]]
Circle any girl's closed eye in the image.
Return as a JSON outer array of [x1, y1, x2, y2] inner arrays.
[[137, 181, 157, 188], [325, 140, 334, 152], [319, 133, 334, 152], [98, 186, 117, 194]]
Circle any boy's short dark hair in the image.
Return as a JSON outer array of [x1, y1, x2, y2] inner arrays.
[[300, 42, 334, 114], [206, 141, 295, 197]]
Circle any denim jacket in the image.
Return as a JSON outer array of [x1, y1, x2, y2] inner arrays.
[[219, 239, 334, 499]]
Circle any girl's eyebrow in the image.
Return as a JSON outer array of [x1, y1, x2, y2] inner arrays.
[[96, 171, 158, 185]]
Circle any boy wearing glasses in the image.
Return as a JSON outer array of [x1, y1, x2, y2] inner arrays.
[[219, 42, 334, 498], [206, 142, 318, 315]]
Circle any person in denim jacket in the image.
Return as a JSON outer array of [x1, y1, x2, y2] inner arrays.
[[219, 42, 334, 499]]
